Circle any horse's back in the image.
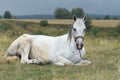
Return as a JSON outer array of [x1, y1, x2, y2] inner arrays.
[[5, 34, 65, 63]]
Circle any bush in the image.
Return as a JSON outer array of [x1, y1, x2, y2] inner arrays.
[[1, 22, 8, 32], [91, 27, 101, 37], [40, 20, 48, 26], [116, 23, 120, 34], [108, 31, 118, 37], [21, 21, 27, 28], [35, 30, 44, 35], [85, 16, 92, 30]]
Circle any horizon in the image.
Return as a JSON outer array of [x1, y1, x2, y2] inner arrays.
[[1, 13, 120, 16]]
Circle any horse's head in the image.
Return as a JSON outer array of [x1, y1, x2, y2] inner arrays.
[[68, 15, 87, 50]]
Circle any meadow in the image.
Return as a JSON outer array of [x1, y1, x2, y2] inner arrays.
[[5, 19, 120, 27], [0, 19, 120, 80]]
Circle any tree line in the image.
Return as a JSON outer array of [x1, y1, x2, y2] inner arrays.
[[103, 15, 119, 20], [0, 8, 119, 20], [54, 8, 119, 20], [54, 7, 85, 19], [0, 8, 84, 19], [0, 7, 85, 19]]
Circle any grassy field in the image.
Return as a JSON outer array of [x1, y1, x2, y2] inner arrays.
[[2, 19, 120, 27], [0, 20, 120, 80]]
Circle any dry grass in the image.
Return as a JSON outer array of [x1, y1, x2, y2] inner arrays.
[[91, 20, 120, 27], [11, 19, 120, 27], [0, 20, 119, 80], [0, 34, 119, 80], [1, 19, 120, 27], [48, 20, 120, 27]]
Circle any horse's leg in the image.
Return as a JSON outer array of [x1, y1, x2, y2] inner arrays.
[[53, 56, 73, 66], [74, 47, 91, 65], [21, 52, 44, 64], [20, 39, 33, 64], [80, 47, 86, 58], [21, 50, 44, 64], [74, 60, 91, 65], [20, 40, 44, 64]]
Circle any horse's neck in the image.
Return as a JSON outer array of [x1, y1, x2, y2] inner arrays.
[[61, 34, 76, 50], [57, 34, 78, 59], [69, 36, 76, 50]]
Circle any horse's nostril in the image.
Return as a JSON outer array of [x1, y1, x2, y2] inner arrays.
[[76, 43, 84, 50], [76, 43, 79, 46], [81, 43, 84, 48]]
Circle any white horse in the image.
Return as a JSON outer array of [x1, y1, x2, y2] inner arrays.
[[5, 16, 91, 66]]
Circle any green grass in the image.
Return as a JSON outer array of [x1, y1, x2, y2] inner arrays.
[[0, 20, 120, 80], [0, 36, 119, 80]]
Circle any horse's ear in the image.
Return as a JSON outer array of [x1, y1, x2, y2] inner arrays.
[[73, 15, 77, 21], [83, 15, 87, 22]]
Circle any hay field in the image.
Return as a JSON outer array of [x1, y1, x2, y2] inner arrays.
[[91, 20, 120, 27], [17, 19, 120, 27], [0, 20, 120, 80]]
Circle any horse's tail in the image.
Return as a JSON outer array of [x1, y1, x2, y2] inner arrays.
[[4, 34, 32, 62], [4, 39, 21, 58], [4, 34, 32, 61], [3, 39, 21, 61]]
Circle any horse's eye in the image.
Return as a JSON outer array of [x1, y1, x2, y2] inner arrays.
[[73, 28, 76, 32]]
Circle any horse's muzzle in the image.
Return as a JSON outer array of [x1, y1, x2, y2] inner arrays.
[[76, 43, 84, 50]]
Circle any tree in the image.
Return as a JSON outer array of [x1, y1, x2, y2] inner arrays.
[[0, 16, 1, 19], [54, 7, 92, 30], [104, 15, 110, 20], [85, 16, 92, 30], [112, 17, 119, 20], [3, 11, 12, 19], [54, 8, 70, 19], [71, 8, 84, 18], [70, 7, 92, 30]]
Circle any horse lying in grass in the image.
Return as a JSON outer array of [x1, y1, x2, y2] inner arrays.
[[5, 16, 91, 66]]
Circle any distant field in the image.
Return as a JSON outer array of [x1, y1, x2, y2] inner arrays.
[[1, 19, 120, 27], [17, 19, 120, 27], [91, 20, 120, 27]]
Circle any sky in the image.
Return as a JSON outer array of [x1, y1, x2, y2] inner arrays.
[[0, 0, 120, 15]]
